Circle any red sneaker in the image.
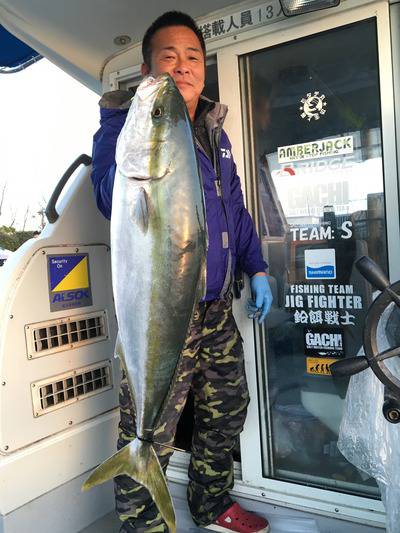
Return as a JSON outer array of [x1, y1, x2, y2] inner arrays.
[[204, 502, 271, 533]]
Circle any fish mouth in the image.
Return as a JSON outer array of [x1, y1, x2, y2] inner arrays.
[[137, 75, 170, 97], [137, 74, 173, 101]]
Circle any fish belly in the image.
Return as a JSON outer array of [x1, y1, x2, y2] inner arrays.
[[111, 159, 205, 439]]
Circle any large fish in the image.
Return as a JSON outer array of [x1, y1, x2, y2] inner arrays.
[[82, 74, 207, 532]]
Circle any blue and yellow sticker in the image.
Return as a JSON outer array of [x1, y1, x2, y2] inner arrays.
[[48, 254, 92, 312]]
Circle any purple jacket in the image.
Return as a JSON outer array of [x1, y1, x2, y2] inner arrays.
[[91, 92, 267, 301]]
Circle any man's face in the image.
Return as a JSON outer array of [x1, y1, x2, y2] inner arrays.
[[141, 25, 205, 117]]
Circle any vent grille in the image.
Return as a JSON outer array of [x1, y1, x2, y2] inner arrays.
[[26, 311, 108, 359], [32, 361, 113, 416]]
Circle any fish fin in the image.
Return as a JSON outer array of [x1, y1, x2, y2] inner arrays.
[[82, 439, 176, 533], [196, 261, 207, 301], [132, 187, 150, 233], [114, 332, 123, 359], [114, 335, 130, 382]]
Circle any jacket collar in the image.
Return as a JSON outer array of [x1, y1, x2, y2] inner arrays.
[[199, 95, 228, 134]]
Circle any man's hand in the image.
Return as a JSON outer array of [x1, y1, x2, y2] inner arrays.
[[99, 90, 132, 110], [246, 273, 273, 324]]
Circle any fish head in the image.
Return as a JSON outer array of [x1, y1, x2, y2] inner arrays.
[[116, 73, 188, 181]]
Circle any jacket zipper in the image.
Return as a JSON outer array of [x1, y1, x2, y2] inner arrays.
[[195, 130, 232, 297], [211, 128, 232, 296], [211, 128, 228, 229]]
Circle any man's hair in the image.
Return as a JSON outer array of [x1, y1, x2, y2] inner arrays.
[[142, 11, 206, 67]]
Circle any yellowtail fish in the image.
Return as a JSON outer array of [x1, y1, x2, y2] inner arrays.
[[82, 73, 207, 533]]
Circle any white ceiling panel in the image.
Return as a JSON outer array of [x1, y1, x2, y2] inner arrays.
[[0, 0, 242, 91]]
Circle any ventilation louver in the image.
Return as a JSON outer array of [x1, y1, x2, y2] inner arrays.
[[32, 361, 112, 416], [26, 311, 108, 359]]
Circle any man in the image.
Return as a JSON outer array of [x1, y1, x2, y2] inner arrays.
[[91, 11, 272, 533]]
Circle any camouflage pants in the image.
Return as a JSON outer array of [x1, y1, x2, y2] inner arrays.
[[115, 295, 250, 532]]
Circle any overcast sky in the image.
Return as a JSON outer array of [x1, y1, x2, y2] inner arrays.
[[0, 58, 100, 231]]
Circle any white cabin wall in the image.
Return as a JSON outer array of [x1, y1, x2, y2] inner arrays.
[[0, 162, 119, 528]]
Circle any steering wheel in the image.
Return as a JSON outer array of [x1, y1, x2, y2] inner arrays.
[[331, 256, 400, 424]]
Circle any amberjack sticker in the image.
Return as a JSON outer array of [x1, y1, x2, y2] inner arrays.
[[278, 136, 354, 164], [48, 254, 92, 312]]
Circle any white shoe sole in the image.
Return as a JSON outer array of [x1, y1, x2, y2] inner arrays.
[[203, 523, 271, 533]]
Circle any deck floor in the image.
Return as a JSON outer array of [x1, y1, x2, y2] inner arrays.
[[80, 509, 321, 533], [80, 481, 383, 533]]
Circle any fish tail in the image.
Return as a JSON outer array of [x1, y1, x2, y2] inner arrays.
[[82, 438, 176, 533]]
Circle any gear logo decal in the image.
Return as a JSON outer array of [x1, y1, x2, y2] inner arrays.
[[300, 91, 327, 121]]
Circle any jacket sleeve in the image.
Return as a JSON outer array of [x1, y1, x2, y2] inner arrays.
[[230, 154, 268, 277], [90, 91, 131, 219]]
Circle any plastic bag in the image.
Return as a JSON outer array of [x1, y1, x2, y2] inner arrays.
[[338, 302, 400, 532]]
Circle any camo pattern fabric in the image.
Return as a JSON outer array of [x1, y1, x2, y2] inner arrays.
[[115, 295, 250, 532]]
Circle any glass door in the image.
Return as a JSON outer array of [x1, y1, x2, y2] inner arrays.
[[217, 1, 398, 523], [242, 17, 386, 497]]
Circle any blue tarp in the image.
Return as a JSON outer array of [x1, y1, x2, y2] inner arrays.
[[0, 24, 40, 71]]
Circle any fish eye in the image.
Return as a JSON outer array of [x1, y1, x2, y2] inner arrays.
[[153, 106, 164, 118]]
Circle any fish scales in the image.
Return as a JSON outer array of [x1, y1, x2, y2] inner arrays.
[[82, 74, 207, 533]]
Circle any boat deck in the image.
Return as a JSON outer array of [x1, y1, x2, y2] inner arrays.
[[80, 481, 383, 533]]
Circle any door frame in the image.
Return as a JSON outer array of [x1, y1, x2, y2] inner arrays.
[[217, 0, 398, 526]]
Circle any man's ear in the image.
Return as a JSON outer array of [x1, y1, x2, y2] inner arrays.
[[141, 63, 150, 76]]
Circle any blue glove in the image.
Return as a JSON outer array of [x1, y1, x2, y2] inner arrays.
[[246, 274, 273, 324]]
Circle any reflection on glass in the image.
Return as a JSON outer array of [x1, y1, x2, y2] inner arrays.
[[245, 18, 387, 496], [203, 60, 220, 102]]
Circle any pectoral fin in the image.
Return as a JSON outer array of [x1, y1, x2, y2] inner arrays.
[[197, 261, 207, 302], [114, 332, 123, 359], [132, 187, 150, 233]]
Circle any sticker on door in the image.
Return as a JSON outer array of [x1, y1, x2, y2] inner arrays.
[[304, 248, 336, 280], [306, 357, 338, 376]]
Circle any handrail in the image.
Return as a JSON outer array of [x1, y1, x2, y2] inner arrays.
[[0, 55, 43, 74], [45, 154, 92, 223]]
